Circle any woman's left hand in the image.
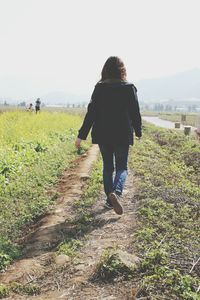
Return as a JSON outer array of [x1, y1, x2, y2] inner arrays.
[[75, 138, 82, 149]]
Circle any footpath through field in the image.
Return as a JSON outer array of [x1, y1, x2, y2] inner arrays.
[[1, 145, 139, 300]]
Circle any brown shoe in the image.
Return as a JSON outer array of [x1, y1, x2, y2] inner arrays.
[[108, 192, 123, 215]]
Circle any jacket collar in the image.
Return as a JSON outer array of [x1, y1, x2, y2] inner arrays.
[[100, 79, 127, 83]]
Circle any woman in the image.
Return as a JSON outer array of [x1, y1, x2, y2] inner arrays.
[[75, 56, 142, 215]]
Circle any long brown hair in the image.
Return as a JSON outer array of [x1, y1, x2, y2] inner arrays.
[[100, 56, 127, 81]]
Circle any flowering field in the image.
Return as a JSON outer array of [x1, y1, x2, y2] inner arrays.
[[0, 111, 88, 269]]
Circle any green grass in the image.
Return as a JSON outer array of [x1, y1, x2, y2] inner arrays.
[[0, 285, 9, 299], [10, 282, 41, 296], [0, 282, 41, 298], [0, 157, 102, 299], [131, 123, 200, 299], [57, 239, 83, 257], [0, 111, 90, 270]]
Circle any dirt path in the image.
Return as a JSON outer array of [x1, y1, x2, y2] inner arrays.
[[55, 172, 138, 300], [1, 145, 139, 300]]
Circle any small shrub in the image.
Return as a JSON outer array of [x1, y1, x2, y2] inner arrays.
[[0, 284, 9, 299], [10, 282, 40, 296], [93, 249, 135, 282], [57, 239, 83, 257], [0, 252, 11, 271]]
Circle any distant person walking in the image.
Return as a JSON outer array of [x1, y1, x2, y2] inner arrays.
[[35, 98, 41, 114], [75, 56, 142, 215], [27, 103, 33, 112]]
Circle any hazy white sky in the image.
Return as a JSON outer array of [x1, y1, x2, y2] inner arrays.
[[0, 0, 200, 98]]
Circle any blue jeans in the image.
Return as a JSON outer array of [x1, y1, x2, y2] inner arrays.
[[99, 144, 129, 197]]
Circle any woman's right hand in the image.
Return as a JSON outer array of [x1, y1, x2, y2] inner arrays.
[[75, 138, 82, 149]]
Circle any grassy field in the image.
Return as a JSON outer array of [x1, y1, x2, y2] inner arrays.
[[1, 109, 200, 299], [0, 105, 87, 115], [0, 111, 89, 270], [131, 123, 200, 299]]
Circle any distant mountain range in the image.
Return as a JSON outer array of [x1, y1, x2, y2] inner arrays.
[[0, 68, 200, 105], [136, 68, 200, 103], [38, 68, 200, 105]]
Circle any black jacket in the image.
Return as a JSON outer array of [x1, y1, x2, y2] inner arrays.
[[78, 81, 142, 145]]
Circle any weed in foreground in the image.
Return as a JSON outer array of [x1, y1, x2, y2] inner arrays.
[[57, 239, 83, 257], [92, 248, 137, 282], [0, 285, 9, 299]]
